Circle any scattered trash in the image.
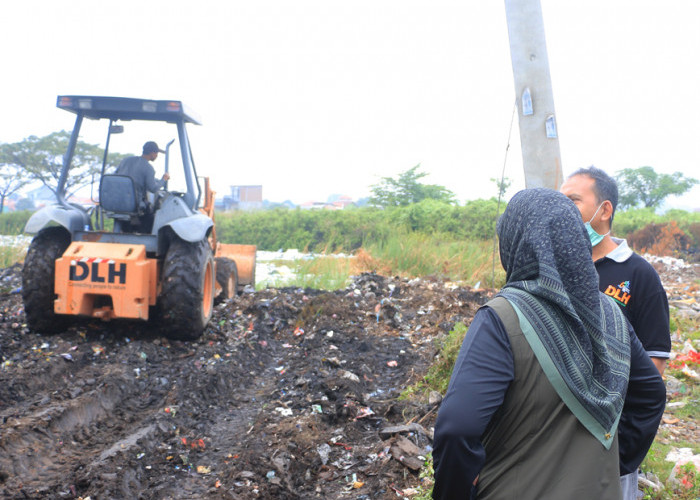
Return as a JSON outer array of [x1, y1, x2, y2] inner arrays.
[[428, 390, 443, 405], [196, 465, 211, 474], [666, 401, 686, 408], [387, 360, 398, 367], [317, 443, 331, 465], [681, 364, 699, 380], [666, 448, 700, 487], [338, 369, 360, 382], [379, 423, 433, 441], [275, 407, 293, 417], [354, 407, 375, 420]]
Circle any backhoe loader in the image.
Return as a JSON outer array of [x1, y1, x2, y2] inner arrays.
[[21, 95, 256, 340]]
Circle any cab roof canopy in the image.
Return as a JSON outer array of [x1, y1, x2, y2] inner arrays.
[[56, 95, 201, 125]]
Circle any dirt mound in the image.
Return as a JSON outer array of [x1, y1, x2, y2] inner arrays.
[[0, 270, 487, 499]]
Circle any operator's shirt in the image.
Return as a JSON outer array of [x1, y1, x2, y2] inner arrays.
[[115, 156, 166, 205], [594, 238, 671, 360]]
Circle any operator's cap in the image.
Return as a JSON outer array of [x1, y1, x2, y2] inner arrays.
[[143, 141, 165, 154]]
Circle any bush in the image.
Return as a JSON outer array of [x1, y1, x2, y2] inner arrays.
[[215, 207, 392, 252], [215, 199, 505, 252], [613, 208, 661, 238]]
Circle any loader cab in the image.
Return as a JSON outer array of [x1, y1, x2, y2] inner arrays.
[[23, 96, 214, 253], [56, 95, 203, 215]]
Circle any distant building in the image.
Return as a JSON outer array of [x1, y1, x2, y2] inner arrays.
[[300, 195, 356, 210], [21, 185, 96, 210], [25, 185, 56, 207], [331, 195, 355, 209], [221, 185, 263, 211]]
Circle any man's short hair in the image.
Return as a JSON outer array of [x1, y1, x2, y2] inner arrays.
[[568, 166, 619, 223]]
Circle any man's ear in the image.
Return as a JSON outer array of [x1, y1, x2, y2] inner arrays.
[[600, 200, 614, 227]]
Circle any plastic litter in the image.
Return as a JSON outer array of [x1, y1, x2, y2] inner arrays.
[[317, 443, 331, 465], [354, 407, 375, 420], [339, 370, 360, 382], [275, 407, 293, 417]]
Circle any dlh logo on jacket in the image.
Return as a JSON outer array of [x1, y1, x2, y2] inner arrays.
[[604, 280, 631, 306]]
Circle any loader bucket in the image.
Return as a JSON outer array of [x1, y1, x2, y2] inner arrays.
[[216, 243, 257, 290]]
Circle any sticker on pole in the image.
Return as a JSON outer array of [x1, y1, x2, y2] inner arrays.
[[545, 115, 557, 138]]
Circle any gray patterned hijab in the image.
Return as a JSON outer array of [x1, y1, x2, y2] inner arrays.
[[497, 188, 630, 448]]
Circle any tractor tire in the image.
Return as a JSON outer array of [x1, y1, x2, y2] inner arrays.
[[22, 228, 71, 333], [215, 257, 238, 303], [159, 238, 215, 341]]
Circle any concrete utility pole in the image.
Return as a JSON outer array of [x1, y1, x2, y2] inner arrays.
[[504, 0, 563, 189]]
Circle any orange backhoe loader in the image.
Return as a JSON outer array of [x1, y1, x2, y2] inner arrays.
[[22, 95, 256, 340]]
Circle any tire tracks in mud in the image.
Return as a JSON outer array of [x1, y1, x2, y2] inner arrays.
[[0, 273, 487, 499]]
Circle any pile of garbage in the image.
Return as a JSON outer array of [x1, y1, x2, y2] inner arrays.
[[0, 252, 697, 499], [0, 269, 486, 499]]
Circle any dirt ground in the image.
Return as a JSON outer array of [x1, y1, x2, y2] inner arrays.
[[0, 266, 487, 500], [2, 255, 698, 500]]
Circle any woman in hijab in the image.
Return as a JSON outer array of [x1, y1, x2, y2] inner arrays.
[[432, 189, 665, 500]]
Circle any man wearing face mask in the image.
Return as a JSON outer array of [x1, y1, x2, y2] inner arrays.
[[561, 166, 670, 499]]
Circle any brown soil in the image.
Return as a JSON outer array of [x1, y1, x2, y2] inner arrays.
[[0, 268, 487, 499], [2, 254, 697, 500]]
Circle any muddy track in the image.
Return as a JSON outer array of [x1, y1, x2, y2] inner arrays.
[[0, 270, 487, 499]]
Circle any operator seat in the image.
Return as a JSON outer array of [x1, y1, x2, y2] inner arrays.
[[99, 174, 144, 232]]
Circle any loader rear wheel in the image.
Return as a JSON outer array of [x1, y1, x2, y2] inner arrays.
[[159, 239, 215, 341], [22, 228, 70, 333], [215, 257, 238, 303]]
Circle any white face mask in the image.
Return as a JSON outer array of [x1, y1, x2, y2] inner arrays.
[[584, 202, 610, 247]]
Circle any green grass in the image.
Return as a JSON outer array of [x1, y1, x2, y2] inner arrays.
[[364, 232, 505, 288], [401, 322, 467, 400], [270, 256, 356, 290], [642, 436, 700, 499], [670, 308, 700, 343], [0, 245, 26, 269], [255, 233, 507, 292], [413, 453, 435, 500]]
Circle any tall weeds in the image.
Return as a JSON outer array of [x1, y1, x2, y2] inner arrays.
[[364, 232, 505, 287]]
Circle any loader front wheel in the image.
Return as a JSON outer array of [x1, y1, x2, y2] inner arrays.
[[22, 228, 71, 333], [159, 239, 215, 341], [215, 257, 238, 303]]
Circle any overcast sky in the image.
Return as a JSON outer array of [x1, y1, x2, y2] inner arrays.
[[1, 0, 698, 207]]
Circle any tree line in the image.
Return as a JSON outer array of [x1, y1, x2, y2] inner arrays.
[[1, 131, 697, 214]]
